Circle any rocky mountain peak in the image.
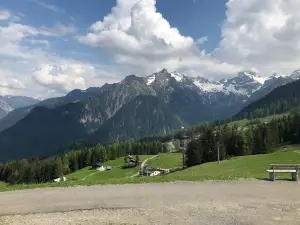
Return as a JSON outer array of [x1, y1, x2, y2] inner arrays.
[[160, 68, 168, 73], [289, 70, 300, 80]]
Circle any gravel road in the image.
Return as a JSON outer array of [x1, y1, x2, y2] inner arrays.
[[1, 180, 300, 224]]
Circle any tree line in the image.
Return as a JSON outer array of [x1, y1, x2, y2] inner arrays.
[[0, 140, 168, 184], [186, 113, 300, 167]]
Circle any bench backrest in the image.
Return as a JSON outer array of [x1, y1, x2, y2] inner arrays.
[[269, 164, 300, 170]]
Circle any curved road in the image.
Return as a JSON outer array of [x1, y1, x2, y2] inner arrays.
[[1, 181, 300, 224], [130, 154, 158, 178]]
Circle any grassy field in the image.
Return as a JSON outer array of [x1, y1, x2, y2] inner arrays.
[[169, 145, 300, 180], [227, 113, 289, 127], [147, 153, 182, 169], [67, 155, 151, 181], [1, 146, 300, 192]]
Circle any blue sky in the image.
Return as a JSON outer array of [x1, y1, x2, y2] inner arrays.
[[0, 0, 299, 98]]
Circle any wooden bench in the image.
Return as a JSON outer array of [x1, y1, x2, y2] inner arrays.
[[267, 164, 300, 181]]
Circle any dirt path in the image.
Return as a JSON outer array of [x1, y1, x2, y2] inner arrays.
[[1, 180, 300, 224], [129, 155, 158, 178], [80, 171, 99, 181]]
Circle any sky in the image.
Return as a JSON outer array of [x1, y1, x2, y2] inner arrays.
[[1, 0, 300, 99]]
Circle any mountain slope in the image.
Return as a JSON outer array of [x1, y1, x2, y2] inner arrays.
[[0, 96, 39, 120], [0, 103, 87, 162], [1, 68, 300, 162], [4, 96, 40, 109], [235, 79, 300, 119], [0, 98, 13, 119], [0, 90, 102, 132], [89, 95, 184, 144]]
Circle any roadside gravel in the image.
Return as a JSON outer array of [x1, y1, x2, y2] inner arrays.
[[1, 180, 300, 224]]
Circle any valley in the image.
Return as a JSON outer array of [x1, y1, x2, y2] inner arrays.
[[1, 69, 300, 162], [2, 1, 300, 224]]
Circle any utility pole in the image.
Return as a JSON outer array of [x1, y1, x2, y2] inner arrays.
[[217, 141, 220, 164], [214, 130, 220, 164], [181, 127, 187, 169]]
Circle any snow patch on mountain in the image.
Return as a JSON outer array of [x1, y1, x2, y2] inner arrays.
[[192, 78, 223, 92], [223, 84, 248, 96], [170, 72, 184, 82], [243, 71, 266, 84], [0, 99, 13, 113], [146, 75, 155, 85], [289, 70, 300, 80]]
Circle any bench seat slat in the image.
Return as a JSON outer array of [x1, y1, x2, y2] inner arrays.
[[267, 170, 297, 173]]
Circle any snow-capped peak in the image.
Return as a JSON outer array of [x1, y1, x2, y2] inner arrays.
[[170, 71, 184, 82], [146, 74, 155, 85], [269, 73, 281, 79], [238, 71, 266, 84], [289, 70, 300, 80], [191, 77, 223, 92]]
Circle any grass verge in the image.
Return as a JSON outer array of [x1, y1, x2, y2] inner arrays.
[[1, 146, 300, 192]]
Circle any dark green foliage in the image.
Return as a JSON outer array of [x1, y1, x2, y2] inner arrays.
[[0, 140, 166, 184], [186, 139, 203, 167], [236, 79, 300, 119], [185, 113, 300, 168]]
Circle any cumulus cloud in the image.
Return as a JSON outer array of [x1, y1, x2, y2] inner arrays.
[[4, 0, 300, 98], [78, 0, 240, 77], [33, 64, 86, 94], [79, 0, 300, 78], [0, 10, 104, 98], [215, 0, 300, 76], [0, 68, 26, 96]]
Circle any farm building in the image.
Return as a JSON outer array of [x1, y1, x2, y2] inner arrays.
[[92, 162, 105, 171], [124, 155, 140, 168]]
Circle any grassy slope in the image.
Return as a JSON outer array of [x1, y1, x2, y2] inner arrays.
[[1, 146, 300, 192], [147, 152, 182, 169], [67, 155, 150, 181], [169, 146, 300, 180], [227, 113, 289, 127]]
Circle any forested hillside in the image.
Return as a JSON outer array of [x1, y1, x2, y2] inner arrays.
[[186, 113, 300, 167], [236, 79, 300, 119], [0, 141, 167, 184]]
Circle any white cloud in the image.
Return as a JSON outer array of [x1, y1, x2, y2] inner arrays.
[[34, 0, 65, 13], [29, 39, 50, 46], [0, 23, 39, 59], [78, 0, 240, 78], [3, 0, 300, 99], [40, 23, 76, 37], [215, 0, 300, 76], [33, 64, 86, 94], [196, 36, 208, 45], [0, 69, 26, 93], [0, 10, 11, 20], [0, 10, 111, 98]]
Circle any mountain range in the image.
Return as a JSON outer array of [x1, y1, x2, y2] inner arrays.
[[0, 96, 40, 119], [0, 68, 300, 162]]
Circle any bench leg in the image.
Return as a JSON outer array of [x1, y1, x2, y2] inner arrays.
[[269, 172, 275, 181], [292, 172, 298, 181]]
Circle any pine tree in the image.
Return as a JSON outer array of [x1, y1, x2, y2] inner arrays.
[[186, 139, 202, 167]]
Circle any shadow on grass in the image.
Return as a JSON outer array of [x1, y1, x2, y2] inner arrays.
[[257, 178, 295, 182]]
